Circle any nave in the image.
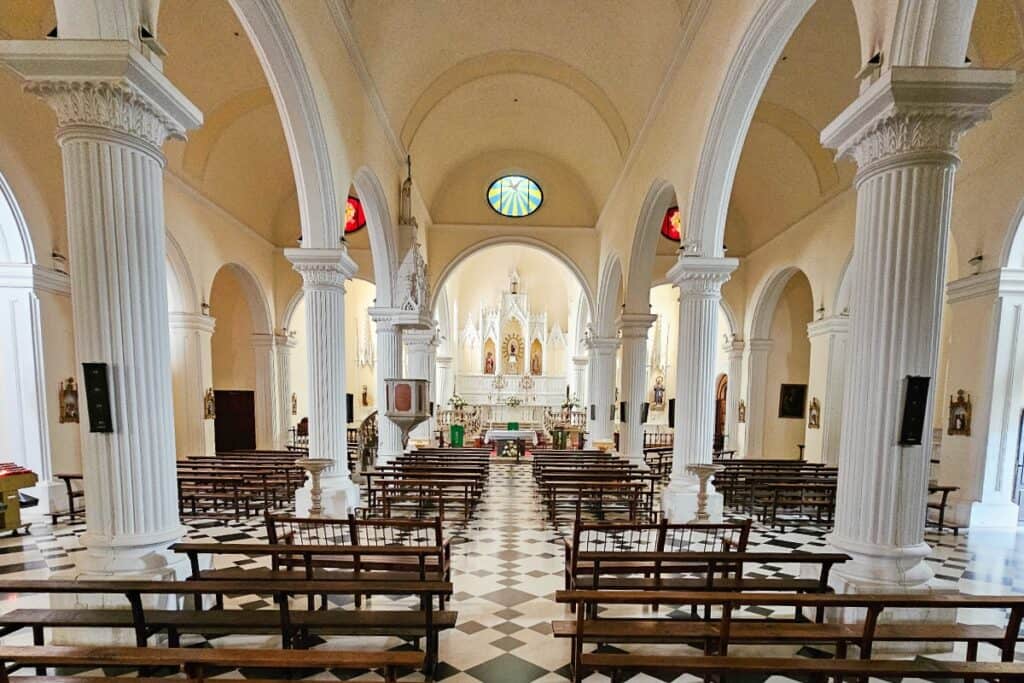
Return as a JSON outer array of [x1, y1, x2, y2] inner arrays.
[[1, 455, 1021, 683]]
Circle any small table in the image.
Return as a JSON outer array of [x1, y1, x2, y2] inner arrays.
[[485, 429, 538, 462], [928, 484, 960, 535]]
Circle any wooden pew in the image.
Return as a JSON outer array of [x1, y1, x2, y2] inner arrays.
[[0, 645, 422, 683], [553, 589, 1024, 683]]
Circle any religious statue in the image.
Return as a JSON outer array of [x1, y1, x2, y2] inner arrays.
[[651, 376, 666, 410], [58, 377, 79, 424], [203, 388, 216, 420], [291, 392, 298, 416], [361, 385, 369, 407], [948, 389, 972, 436], [531, 351, 541, 375], [808, 397, 821, 429], [484, 351, 495, 374]]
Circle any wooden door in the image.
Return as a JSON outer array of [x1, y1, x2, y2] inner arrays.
[[214, 390, 256, 452], [713, 374, 728, 451]]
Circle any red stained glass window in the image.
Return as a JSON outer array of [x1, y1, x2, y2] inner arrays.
[[345, 196, 367, 234], [661, 206, 681, 242]]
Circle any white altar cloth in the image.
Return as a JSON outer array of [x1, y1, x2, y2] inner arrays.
[[484, 429, 538, 445]]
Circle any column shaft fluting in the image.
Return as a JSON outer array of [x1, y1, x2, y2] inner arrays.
[[370, 310, 404, 463], [584, 337, 618, 444], [618, 313, 656, 467], [251, 333, 278, 450]]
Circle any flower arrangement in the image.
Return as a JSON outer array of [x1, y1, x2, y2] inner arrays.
[[506, 396, 522, 407], [561, 394, 580, 411], [449, 394, 468, 410]]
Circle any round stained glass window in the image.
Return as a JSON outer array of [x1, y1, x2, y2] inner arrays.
[[487, 175, 543, 218]]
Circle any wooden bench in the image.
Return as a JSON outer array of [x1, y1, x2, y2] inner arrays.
[[540, 479, 650, 523], [49, 473, 84, 525], [0, 577, 452, 674], [0, 645, 422, 683], [554, 589, 1024, 682]]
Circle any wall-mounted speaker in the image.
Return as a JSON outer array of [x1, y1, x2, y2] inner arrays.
[[590, 404, 596, 420], [346, 393, 354, 424], [668, 398, 676, 428], [899, 376, 930, 446], [619, 401, 627, 422], [641, 402, 650, 425], [81, 362, 113, 433]]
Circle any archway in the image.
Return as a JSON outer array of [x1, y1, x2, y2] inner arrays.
[[715, 374, 729, 451], [747, 268, 814, 459], [208, 264, 274, 450], [433, 242, 588, 432]]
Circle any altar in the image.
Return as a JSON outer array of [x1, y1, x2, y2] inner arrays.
[[484, 428, 537, 461]]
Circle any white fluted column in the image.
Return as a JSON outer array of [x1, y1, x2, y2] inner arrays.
[[0, 41, 203, 574], [806, 316, 849, 467], [275, 333, 296, 448], [250, 333, 278, 450], [584, 336, 619, 446], [436, 355, 454, 409], [618, 312, 656, 468], [369, 308, 404, 464], [744, 339, 772, 459], [284, 248, 360, 516], [571, 356, 588, 405], [661, 257, 737, 522], [820, 67, 1013, 592], [169, 313, 216, 460], [405, 328, 438, 445], [723, 339, 744, 455]]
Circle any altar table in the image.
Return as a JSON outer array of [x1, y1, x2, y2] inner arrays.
[[484, 429, 538, 462]]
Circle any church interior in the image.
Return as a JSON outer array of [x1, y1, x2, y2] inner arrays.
[[2, 0, 1024, 681]]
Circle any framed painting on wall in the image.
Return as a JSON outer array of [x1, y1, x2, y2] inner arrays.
[[778, 384, 807, 419]]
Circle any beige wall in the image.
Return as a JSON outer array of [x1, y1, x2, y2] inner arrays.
[[210, 269, 256, 391], [762, 275, 813, 459]]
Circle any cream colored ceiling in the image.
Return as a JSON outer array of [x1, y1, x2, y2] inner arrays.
[[159, 0, 296, 246], [350, 0, 684, 224], [726, 0, 861, 256]]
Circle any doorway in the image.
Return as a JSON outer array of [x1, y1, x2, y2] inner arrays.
[[214, 390, 256, 452], [714, 374, 728, 451]]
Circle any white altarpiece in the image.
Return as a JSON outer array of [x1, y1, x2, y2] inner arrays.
[[455, 270, 568, 418]]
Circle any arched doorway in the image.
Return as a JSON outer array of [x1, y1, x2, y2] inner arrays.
[[714, 374, 728, 451]]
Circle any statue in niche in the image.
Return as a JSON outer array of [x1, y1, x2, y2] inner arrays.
[[484, 351, 495, 375], [651, 376, 666, 410], [59, 377, 79, 424], [361, 385, 369, 407], [203, 388, 216, 420], [531, 351, 542, 376]]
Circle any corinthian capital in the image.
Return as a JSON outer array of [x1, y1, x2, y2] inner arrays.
[[0, 40, 202, 150], [821, 67, 1014, 174], [285, 247, 358, 290], [667, 256, 738, 297]]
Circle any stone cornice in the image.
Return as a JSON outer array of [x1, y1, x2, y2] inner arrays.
[[947, 268, 1024, 303], [404, 327, 440, 348], [666, 256, 738, 295], [250, 332, 277, 350], [0, 264, 71, 296], [747, 338, 773, 353], [807, 315, 850, 339], [723, 338, 745, 357], [821, 67, 1015, 173], [0, 40, 202, 149], [285, 247, 358, 289], [367, 304, 433, 331], [168, 311, 215, 335], [584, 335, 620, 353]]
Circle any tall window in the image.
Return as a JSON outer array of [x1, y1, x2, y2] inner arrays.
[[487, 175, 543, 218]]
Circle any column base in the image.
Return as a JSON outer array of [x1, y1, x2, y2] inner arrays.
[[660, 479, 723, 523], [825, 535, 955, 653], [967, 500, 1020, 529], [295, 475, 361, 518], [50, 538, 192, 645]]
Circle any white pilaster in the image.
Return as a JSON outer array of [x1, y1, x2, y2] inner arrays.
[[723, 339, 744, 455], [820, 66, 1014, 592], [661, 257, 737, 523], [584, 336, 619, 445], [0, 39, 202, 575], [743, 339, 773, 459], [618, 312, 656, 469], [436, 355, 454, 410], [405, 328, 439, 445], [275, 333, 296, 448], [941, 269, 1024, 528], [369, 308, 404, 464], [250, 333, 278, 450], [169, 312, 215, 460], [806, 316, 849, 467], [284, 247, 360, 516], [571, 355, 588, 405]]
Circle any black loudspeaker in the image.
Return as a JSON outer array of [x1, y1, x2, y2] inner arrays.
[[590, 404, 596, 420], [610, 404, 616, 421], [641, 402, 650, 425], [668, 398, 676, 428], [899, 376, 931, 446], [619, 401, 627, 422], [430, 401, 435, 417], [346, 393, 354, 424], [81, 362, 113, 433]]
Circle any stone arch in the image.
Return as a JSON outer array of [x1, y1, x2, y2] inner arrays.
[[210, 262, 273, 335], [719, 298, 739, 340], [749, 266, 816, 341], [351, 166, 399, 309], [165, 232, 199, 314], [833, 249, 855, 315], [0, 171, 34, 264], [595, 254, 623, 338], [624, 178, 677, 314], [1001, 196, 1024, 269], [431, 235, 595, 316], [228, 1, 341, 248]]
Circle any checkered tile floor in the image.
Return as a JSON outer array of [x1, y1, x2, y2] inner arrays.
[[3, 461, 1024, 681]]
